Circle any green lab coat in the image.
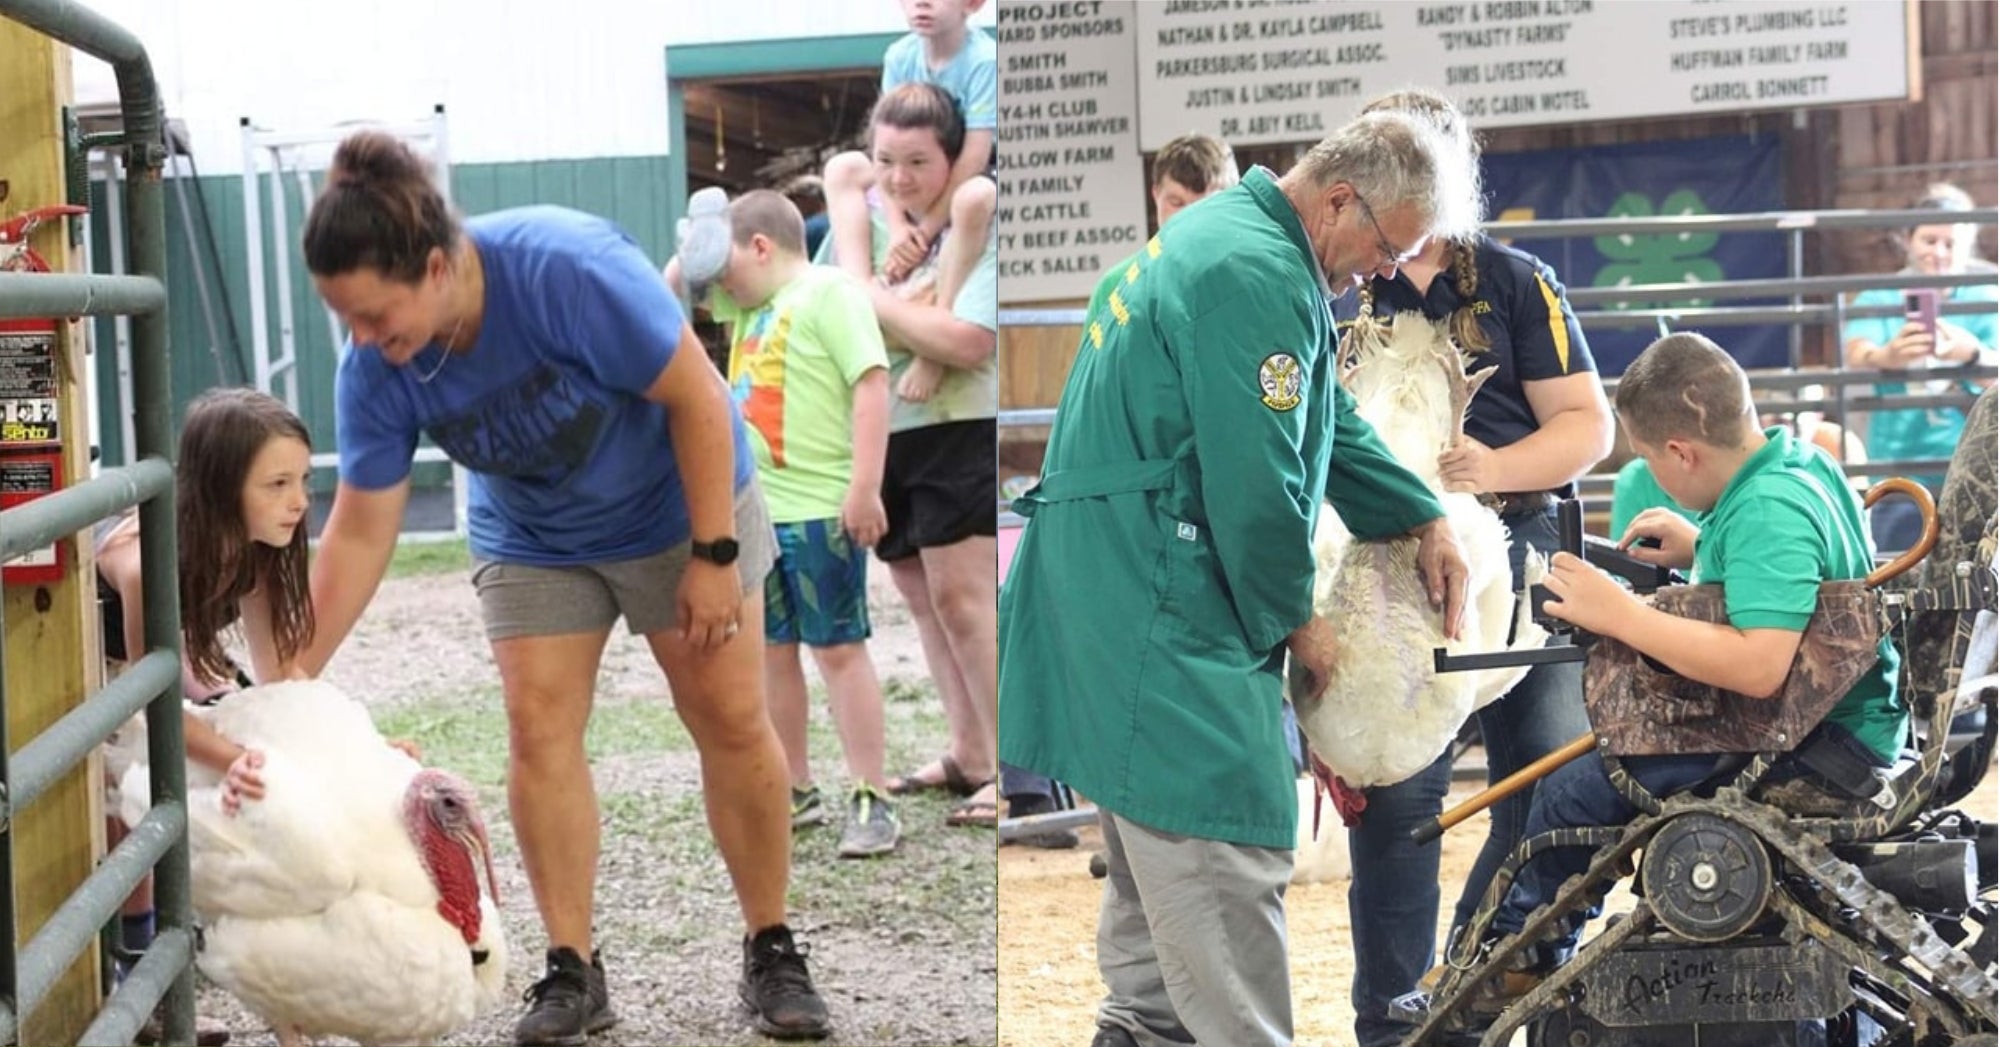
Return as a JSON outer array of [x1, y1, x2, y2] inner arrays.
[[998, 169, 1444, 848]]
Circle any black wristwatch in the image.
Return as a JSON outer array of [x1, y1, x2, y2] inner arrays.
[[690, 536, 740, 566]]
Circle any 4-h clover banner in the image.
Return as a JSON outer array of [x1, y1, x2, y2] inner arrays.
[[1483, 134, 1786, 376]]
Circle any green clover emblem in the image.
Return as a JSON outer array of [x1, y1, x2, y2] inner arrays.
[[1594, 189, 1724, 309]]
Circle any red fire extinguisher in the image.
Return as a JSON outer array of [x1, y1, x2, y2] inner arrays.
[[0, 204, 89, 586]]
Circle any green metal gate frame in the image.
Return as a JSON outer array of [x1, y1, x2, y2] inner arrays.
[[0, 2, 194, 1044]]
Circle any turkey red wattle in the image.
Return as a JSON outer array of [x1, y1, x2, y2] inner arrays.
[[404, 770, 498, 947]]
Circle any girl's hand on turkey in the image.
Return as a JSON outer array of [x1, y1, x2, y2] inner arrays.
[[1437, 437, 1497, 494], [1414, 518, 1468, 640], [1618, 509, 1698, 570], [221, 748, 267, 816], [1540, 552, 1636, 636], [387, 737, 425, 762]]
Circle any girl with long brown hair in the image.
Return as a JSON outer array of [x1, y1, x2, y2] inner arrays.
[[96, 386, 315, 1046], [98, 386, 315, 801]]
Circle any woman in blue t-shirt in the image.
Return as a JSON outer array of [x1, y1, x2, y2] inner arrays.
[[295, 132, 828, 1043], [1841, 182, 1998, 553]]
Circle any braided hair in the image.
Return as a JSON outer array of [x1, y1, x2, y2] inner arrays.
[[1353, 237, 1491, 355], [1351, 89, 1492, 356]]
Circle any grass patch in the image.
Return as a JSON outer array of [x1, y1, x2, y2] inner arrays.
[[386, 537, 472, 578], [374, 690, 695, 787]]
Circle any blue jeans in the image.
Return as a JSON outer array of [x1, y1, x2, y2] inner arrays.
[[1000, 763, 1062, 809], [1492, 722, 1883, 951], [1282, 699, 1305, 775], [1349, 506, 1591, 1047]]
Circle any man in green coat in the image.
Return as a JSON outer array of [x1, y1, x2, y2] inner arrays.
[[998, 110, 1482, 1047]]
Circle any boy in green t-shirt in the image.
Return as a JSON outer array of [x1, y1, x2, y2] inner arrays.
[[1474, 331, 1904, 996], [667, 190, 900, 858]]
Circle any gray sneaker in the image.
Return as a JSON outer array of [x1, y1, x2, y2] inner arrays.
[[836, 785, 900, 858], [791, 785, 826, 829]]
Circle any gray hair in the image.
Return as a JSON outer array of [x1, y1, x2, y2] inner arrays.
[[1290, 109, 1483, 242]]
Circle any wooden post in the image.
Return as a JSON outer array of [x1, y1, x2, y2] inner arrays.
[[1, 18, 106, 1045]]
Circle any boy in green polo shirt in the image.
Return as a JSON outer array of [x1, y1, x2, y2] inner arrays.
[[1475, 331, 1904, 992]]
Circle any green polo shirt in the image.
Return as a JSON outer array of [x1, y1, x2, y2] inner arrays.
[[1693, 427, 1905, 760]]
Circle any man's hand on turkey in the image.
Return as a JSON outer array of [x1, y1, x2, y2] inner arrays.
[[1437, 436, 1498, 494], [1286, 615, 1339, 698], [1618, 508, 1699, 570], [1413, 517, 1468, 640], [1540, 551, 1638, 636]]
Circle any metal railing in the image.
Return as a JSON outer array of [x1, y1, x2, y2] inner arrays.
[[998, 206, 1999, 526], [0, 1, 194, 1044]]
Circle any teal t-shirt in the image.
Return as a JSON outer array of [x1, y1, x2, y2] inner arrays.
[[1693, 427, 1905, 761], [1609, 457, 1697, 538], [1842, 278, 1998, 484]]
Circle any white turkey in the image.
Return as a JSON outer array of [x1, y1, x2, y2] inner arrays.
[[1290, 309, 1547, 792], [119, 680, 508, 1047]]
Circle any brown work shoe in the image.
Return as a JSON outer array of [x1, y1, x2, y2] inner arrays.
[[1466, 968, 1543, 1014]]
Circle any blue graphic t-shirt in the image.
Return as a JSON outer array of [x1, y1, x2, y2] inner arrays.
[[336, 206, 753, 566]]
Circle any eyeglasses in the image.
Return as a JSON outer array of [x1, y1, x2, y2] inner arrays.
[[1352, 189, 1423, 270]]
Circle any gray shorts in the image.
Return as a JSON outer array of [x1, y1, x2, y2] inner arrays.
[[470, 482, 777, 641]]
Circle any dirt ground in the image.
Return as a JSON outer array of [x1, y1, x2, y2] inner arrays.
[[192, 556, 998, 1047], [997, 758, 2000, 1047]]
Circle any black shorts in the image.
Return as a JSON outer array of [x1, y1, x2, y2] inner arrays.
[[878, 419, 998, 562]]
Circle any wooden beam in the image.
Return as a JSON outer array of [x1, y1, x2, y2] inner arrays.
[[683, 83, 846, 150], [0, 18, 102, 1045]]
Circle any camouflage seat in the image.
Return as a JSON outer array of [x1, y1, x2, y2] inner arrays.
[[1583, 580, 1884, 761]]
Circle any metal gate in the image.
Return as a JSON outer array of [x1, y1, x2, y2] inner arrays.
[[0, 1, 196, 1043]]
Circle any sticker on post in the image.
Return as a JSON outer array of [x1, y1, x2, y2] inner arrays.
[[1259, 353, 1302, 412]]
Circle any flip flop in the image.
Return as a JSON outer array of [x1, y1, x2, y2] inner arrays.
[[944, 794, 999, 828], [887, 754, 980, 798]]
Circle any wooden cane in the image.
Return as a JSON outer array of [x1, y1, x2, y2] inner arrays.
[[1411, 733, 1597, 844], [1409, 478, 1938, 846]]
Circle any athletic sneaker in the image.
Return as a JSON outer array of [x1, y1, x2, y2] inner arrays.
[[740, 925, 830, 1039], [514, 946, 617, 1046], [836, 784, 900, 858], [791, 785, 826, 829]]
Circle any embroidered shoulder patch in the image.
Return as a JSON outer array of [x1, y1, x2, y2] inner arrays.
[[1258, 352, 1303, 411]]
